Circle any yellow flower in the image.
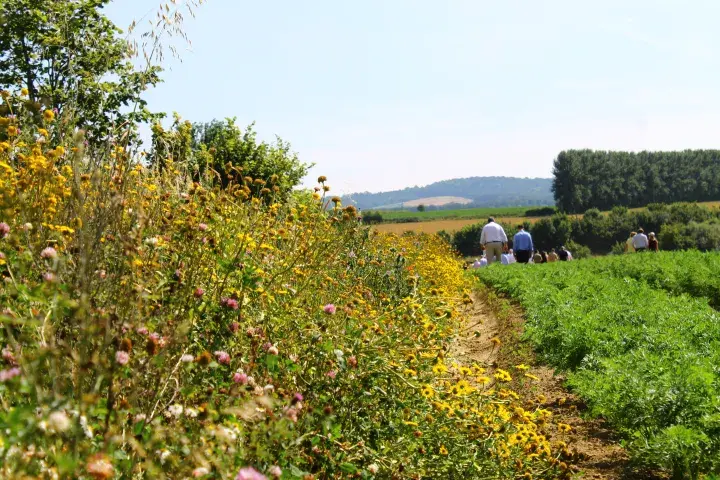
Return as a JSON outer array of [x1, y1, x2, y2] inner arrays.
[[557, 423, 572, 433], [493, 369, 512, 382], [514, 364, 530, 371], [432, 363, 447, 375], [44, 109, 56, 121], [421, 385, 434, 398], [439, 445, 448, 455], [459, 366, 472, 376], [21, 88, 29, 96], [7, 125, 18, 136]]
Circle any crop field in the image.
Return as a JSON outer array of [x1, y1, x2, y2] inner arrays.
[[475, 254, 720, 476], [377, 205, 539, 222], [375, 216, 543, 234]]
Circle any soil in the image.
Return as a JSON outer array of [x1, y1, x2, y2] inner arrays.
[[451, 289, 668, 480]]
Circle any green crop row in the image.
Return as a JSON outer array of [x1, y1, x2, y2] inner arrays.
[[475, 259, 720, 478], [568, 251, 720, 309]]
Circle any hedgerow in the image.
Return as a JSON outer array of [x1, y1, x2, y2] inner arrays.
[[0, 91, 577, 479]]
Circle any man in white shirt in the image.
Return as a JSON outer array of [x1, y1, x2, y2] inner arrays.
[[480, 217, 508, 265], [632, 228, 649, 251]]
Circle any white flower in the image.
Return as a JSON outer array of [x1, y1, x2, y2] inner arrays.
[[193, 467, 210, 477], [144, 236, 159, 246], [79, 415, 93, 438], [368, 463, 379, 474], [47, 411, 71, 433], [186, 408, 198, 418], [167, 404, 183, 418], [134, 413, 147, 423], [263, 384, 275, 393], [247, 376, 256, 387], [180, 354, 194, 363], [253, 386, 265, 396], [269, 465, 282, 478], [267, 345, 279, 355], [157, 449, 171, 465]]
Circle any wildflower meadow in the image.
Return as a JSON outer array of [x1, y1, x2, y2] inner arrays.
[[0, 89, 580, 479]]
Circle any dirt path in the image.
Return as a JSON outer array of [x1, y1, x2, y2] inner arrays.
[[452, 289, 666, 479]]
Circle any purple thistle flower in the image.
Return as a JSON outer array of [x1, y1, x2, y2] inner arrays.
[[116, 351, 130, 365], [233, 372, 248, 384], [40, 247, 57, 259], [323, 304, 336, 315], [214, 351, 230, 365], [235, 467, 267, 480], [0, 222, 9, 238], [0, 367, 21, 382], [222, 297, 239, 310]]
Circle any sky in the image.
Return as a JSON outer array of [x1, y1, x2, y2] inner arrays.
[[106, 0, 720, 195]]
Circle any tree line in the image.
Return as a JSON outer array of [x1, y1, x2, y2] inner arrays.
[[445, 202, 720, 257], [552, 149, 720, 213]]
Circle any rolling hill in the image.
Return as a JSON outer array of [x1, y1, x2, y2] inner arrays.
[[343, 176, 553, 210]]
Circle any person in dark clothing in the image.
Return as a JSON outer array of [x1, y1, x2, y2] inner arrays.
[[648, 232, 659, 252], [558, 246, 570, 261], [540, 251, 548, 263]]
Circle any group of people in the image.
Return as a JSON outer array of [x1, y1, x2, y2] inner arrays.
[[625, 228, 659, 253], [470, 217, 573, 268]]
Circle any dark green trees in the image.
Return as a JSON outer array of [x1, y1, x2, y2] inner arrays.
[[552, 150, 720, 212]]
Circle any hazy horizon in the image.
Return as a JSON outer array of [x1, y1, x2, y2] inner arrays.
[[107, 1, 720, 195]]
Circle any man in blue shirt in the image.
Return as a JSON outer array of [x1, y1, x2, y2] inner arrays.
[[513, 225, 533, 264]]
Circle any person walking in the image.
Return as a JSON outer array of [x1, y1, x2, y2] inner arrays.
[[512, 225, 533, 264], [625, 232, 637, 253], [480, 217, 507, 265], [648, 232, 659, 252], [632, 228, 649, 252]]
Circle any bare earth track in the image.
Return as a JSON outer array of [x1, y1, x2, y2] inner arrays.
[[453, 290, 667, 479]]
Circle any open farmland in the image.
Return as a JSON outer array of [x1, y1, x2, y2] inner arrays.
[[475, 253, 720, 476], [377, 205, 541, 222], [375, 216, 543, 234]]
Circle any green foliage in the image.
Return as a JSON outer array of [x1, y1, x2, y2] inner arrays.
[[475, 254, 720, 475], [552, 149, 720, 212], [148, 117, 311, 194], [360, 210, 383, 224], [564, 240, 591, 259], [0, 0, 162, 143], [416, 204, 425, 212], [659, 222, 720, 252]]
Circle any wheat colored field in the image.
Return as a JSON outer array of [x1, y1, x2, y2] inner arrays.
[[375, 216, 544, 234]]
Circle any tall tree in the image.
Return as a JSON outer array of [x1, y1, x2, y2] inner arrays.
[[0, 0, 161, 142]]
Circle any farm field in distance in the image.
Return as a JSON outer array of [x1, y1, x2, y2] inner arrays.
[[377, 205, 538, 222], [374, 216, 543, 234]]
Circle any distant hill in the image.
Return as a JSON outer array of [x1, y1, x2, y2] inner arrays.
[[343, 177, 553, 210]]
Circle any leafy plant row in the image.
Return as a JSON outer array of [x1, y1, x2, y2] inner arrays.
[[475, 260, 720, 478], [566, 251, 720, 309]]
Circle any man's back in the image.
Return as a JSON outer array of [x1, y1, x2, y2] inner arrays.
[[513, 230, 533, 251], [481, 222, 507, 243], [633, 233, 649, 249]]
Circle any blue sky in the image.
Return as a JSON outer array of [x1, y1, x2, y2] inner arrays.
[[106, 1, 720, 194]]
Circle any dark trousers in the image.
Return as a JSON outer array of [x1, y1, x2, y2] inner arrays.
[[516, 250, 531, 263]]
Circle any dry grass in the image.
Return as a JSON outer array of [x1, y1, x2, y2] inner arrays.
[[375, 216, 543, 234]]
